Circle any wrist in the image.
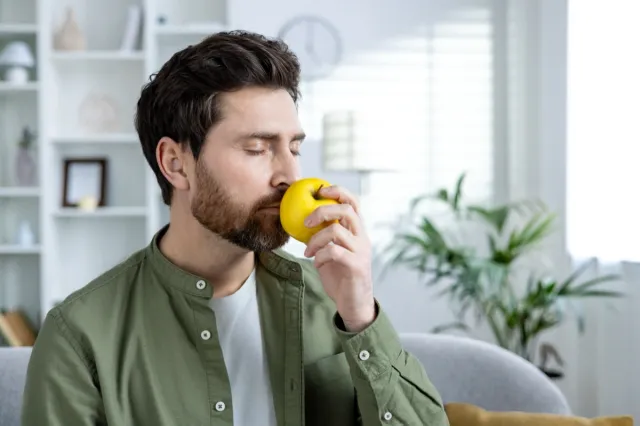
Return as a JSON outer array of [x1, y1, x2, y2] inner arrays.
[[339, 299, 377, 333]]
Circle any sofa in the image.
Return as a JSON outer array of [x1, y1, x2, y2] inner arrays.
[[0, 333, 570, 426]]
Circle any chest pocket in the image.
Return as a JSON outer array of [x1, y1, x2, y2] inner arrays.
[[304, 352, 358, 426]]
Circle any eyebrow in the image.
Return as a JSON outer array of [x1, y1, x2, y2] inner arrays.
[[240, 131, 306, 142]]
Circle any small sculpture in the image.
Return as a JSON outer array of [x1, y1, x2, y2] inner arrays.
[[54, 7, 87, 51], [78, 92, 119, 133]]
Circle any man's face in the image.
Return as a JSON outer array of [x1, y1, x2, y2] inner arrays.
[[190, 87, 303, 252]]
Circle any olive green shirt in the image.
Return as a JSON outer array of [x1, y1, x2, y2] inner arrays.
[[22, 228, 449, 426]]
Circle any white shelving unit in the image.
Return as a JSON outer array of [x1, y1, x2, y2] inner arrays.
[[0, 0, 41, 328], [0, 0, 228, 328]]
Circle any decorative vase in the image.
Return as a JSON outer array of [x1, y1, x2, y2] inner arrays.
[[538, 366, 564, 381], [14, 145, 36, 186], [15, 220, 35, 247], [78, 92, 119, 133], [53, 7, 86, 51]]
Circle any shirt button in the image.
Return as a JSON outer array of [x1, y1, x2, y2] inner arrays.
[[359, 350, 370, 361], [383, 411, 393, 421], [215, 401, 226, 412], [196, 280, 206, 290], [201, 330, 211, 340]]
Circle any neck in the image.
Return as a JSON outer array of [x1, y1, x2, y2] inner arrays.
[[159, 204, 255, 299]]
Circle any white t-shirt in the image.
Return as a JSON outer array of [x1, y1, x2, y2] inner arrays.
[[209, 269, 277, 426]]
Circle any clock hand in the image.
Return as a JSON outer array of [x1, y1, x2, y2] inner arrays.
[[305, 21, 315, 54], [305, 22, 323, 66]]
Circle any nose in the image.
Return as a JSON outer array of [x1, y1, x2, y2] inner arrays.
[[271, 150, 300, 190]]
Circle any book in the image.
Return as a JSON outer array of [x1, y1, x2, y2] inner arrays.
[[0, 310, 36, 346]]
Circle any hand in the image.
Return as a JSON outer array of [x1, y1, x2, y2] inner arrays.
[[303, 185, 376, 332]]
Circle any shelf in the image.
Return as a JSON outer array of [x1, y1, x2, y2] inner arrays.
[[52, 133, 139, 145], [0, 82, 39, 93], [53, 207, 148, 218], [0, 187, 39, 197], [0, 23, 38, 35], [0, 245, 40, 255], [50, 50, 145, 62], [155, 24, 226, 36]]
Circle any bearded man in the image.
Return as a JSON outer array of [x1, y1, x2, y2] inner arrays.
[[22, 30, 449, 426]]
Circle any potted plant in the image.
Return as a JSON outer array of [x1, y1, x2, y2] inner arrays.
[[14, 126, 37, 186], [381, 173, 622, 378]]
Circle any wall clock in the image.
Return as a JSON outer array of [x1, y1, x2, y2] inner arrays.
[[277, 15, 343, 82]]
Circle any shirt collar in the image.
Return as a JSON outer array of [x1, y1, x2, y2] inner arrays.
[[145, 225, 304, 298]]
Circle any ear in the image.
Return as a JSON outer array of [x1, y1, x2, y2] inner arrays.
[[156, 137, 192, 192]]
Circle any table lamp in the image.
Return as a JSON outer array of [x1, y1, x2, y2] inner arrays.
[[0, 41, 35, 84], [322, 110, 395, 195]]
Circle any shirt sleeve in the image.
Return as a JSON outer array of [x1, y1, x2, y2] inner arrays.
[[334, 300, 450, 426], [21, 309, 106, 426]]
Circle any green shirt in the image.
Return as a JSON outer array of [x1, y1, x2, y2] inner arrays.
[[22, 228, 449, 426]]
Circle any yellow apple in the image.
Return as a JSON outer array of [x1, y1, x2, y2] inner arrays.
[[280, 177, 338, 244]]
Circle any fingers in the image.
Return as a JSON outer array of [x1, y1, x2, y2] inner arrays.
[[313, 242, 354, 269], [305, 202, 361, 236], [317, 185, 361, 215], [304, 223, 357, 258]]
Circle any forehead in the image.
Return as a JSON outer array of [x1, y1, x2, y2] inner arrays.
[[215, 86, 302, 134]]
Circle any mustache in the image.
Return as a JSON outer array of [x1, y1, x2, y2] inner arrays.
[[253, 190, 286, 210]]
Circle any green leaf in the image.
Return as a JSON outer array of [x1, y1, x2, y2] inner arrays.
[[431, 321, 470, 334], [451, 172, 466, 211], [569, 289, 625, 298], [556, 257, 599, 294], [565, 299, 586, 333], [468, 205, 511, 234], [408, 194, 432, 215], [507, 212, 555, 253], [559, 274, 621, 296]]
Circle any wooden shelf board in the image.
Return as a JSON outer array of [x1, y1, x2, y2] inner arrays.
[[53, 207, 148, 218], [0, 187, 40, 197], [0, 245, 41, 255], [0, 82, 39, 92], [155, 24, 226, 36], [52, 133, 139, 145], [0, 23, 38, 35], [51, 50, 145, 61]]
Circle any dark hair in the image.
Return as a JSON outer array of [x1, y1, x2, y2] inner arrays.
[[134, 30, 301, 205]]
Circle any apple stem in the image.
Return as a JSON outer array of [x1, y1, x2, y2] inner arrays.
[[313, 184, 325, 200]]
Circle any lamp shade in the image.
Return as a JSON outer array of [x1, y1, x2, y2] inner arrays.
[[322, 110, 396, 172], [0, 42, 35, 67]]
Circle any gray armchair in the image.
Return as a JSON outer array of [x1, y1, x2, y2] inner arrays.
[[401, 333, 571, 414], [0, 347, 30, 426], [0, 333, 570, 426]]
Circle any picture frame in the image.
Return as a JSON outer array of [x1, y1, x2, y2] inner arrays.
[[62, 158, 107, 208]]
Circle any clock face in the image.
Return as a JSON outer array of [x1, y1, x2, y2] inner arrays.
[[277, 16, 342, 82]]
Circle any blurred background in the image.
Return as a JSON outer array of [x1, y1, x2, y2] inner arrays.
[[0, 0, 637, 419]]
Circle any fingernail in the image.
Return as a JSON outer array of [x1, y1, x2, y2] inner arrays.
[[305, 217, 313, 227]]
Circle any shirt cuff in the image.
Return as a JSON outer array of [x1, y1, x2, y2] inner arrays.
[[333, 300, 403, 380]]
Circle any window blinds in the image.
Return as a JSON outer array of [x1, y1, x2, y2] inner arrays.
[[298, 0, 498, 245]]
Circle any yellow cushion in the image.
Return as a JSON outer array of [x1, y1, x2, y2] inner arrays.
[[445, 403, 634, 426]]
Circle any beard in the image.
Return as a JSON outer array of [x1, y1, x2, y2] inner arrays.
[[190, 160, 290, 252]]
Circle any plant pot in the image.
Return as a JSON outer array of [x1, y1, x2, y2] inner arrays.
[[538, 366, 564, 380], [14, 146, 36, 186]]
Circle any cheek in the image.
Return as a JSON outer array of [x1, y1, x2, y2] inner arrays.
[[227, 155, 272, 186], [203, 162, 259, 207]]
